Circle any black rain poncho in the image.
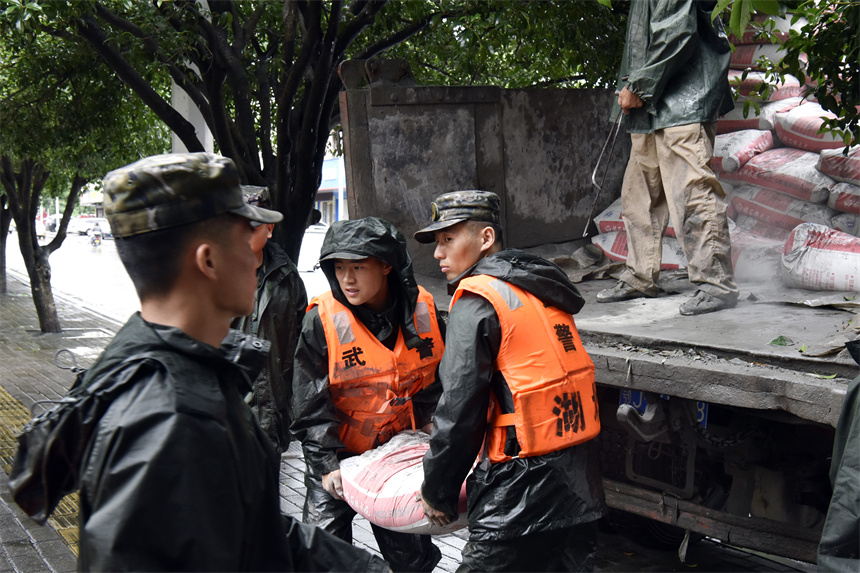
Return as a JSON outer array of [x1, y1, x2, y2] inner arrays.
[[232, 240, 307, 453], [615, 0, 734, 133], [421, 249, 606, 541], [10, 313, 387, 572], [291, 216, 444, 476]]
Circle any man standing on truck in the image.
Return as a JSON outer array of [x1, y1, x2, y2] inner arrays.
[[414, 190, 605, 572], [596, 0, 739, 316]]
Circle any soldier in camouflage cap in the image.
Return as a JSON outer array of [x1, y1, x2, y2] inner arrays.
[[103, 152, 282, 237], [413, 190, 500, 244], [12, 151, 388, 571], [416, 187, 604, 571]]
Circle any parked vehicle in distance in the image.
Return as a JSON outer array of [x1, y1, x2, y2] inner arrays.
[[70, 217, 112, 238], [45, 214, 63, 233], [67, 217, 90, 235], [297, 222, 328, 272], [86, 218, 112, 238]]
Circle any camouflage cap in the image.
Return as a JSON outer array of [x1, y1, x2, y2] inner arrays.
[[103, 152, 283, 238], [241, 185, 271, 209], [241, 185, 273, 228], [413, 190, 501, 243]]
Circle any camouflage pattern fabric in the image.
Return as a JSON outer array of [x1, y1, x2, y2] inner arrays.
[[414, 190, 501, 244], [103, 152, 281, 238]]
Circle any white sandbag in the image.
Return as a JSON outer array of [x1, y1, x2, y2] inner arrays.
[[719, 148, 834, 203], [713, 129, 774, 173], [729, 184, 839, 230], [827, 183, 860, 216], [592, 197, 677, 237], [717, 97, 803, 134], [780, 223, 860, 291], [591, 230, 687, 270], [340, 431, 468, 535], [732, 213, 791, 241], [773, 102, 844, 153], [817, 147, 860, 186], [728, 70, 807, 102]]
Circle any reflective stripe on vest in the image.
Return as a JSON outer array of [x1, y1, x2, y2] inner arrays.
[[309, 286, 444, 454], [452, 275, 600, 463]]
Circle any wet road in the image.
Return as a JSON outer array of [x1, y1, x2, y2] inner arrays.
[[6, 230, 330, 322]]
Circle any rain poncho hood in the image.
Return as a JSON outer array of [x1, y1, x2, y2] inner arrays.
[[319, 217, 425, 349], [454, 248, 586, 315], [615, 0, 734, 133]]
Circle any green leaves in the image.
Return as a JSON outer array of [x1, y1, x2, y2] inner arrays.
[[714, 0, 858, 149]]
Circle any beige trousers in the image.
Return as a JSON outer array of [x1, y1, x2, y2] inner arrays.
[[620, 123, 738, 298]]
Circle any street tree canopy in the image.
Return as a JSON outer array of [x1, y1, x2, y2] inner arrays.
[[715, 0, 859, 148], [0, 16, 169, 330], [0, 0, 627, 262]]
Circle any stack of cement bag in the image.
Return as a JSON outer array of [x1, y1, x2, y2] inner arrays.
[[590, 14, 860, 292]]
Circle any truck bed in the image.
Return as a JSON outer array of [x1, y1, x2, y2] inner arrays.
[[416, 272, 855, 427]]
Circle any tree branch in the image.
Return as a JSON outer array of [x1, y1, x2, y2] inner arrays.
[[92, 2, 216, 133], [75, 15, 204, 152]]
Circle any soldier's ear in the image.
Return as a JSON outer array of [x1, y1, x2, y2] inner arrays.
[[479, 225, 496, 253], [194, 242, 217, 279]]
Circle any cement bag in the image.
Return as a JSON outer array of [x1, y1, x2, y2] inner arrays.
[[720, 148, 834, 203], [774, 102, 844, 153], [717, 97, 803, 134], [591, 230, 687, 270], [780, 223, 860, 292], [340, 431, 468, 535], [728, 70, 806, 102], [828, 183, 860, 216], [713, 129, 774, 173], [730, 44, 797, 71], [593, 198, 677, 237], [732, 213, 790, 241], [730, 227, 784, 283], [730, 185, 839, 230], [832, 211, 860, 237], [817, 147, 860, 186]]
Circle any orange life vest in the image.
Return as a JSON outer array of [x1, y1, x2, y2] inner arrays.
[[310, 287, 444, 454], [452, 275, 600, 463]]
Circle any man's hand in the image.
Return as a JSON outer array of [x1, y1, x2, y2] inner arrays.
[[618, 86, 644, 114], [322, 470, 344, 500], [415, 492, 454, 527], [420, 422, 434, 435]]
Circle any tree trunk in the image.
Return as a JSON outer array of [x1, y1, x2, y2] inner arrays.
[[0, 202, 11, 294], [28, 248, 61, 333], [15, 224, 62, 333], [1, 157, 62, 333]]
